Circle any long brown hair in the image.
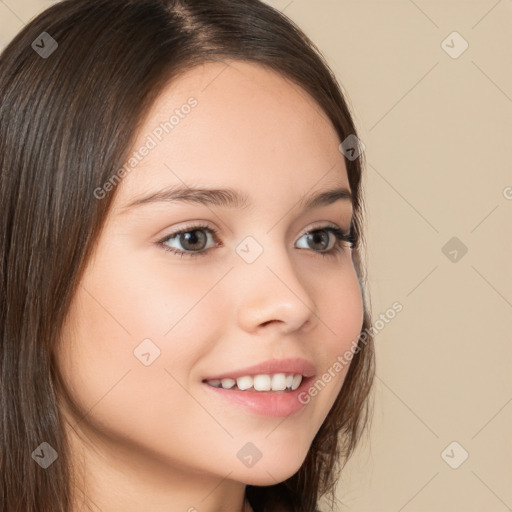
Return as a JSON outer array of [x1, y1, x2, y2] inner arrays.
[[0, 1, 375, 510]]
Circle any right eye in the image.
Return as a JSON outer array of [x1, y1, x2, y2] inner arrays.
[[157, 223, 220, 258]]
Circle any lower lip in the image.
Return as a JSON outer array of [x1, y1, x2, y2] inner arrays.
[[201, 377, 314, 418]]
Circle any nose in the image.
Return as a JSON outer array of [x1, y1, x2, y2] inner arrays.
[[234, 245, 318, 336]]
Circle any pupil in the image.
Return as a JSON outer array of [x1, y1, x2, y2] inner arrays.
[[309, 231, 328, 250], [182, 230, 206, 250]]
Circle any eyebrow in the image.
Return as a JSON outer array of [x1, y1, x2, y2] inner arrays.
[[120, 184, 352, 213]]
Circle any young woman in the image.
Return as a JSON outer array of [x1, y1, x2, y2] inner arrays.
[[0, 1, 375, 511]]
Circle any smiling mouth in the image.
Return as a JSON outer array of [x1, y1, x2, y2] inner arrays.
[[203, 373, 303, 392]]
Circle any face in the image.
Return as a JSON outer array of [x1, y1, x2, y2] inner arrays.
[[56, 60, 364, 492]]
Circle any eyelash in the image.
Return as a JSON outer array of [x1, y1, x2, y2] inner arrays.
[[157, 222, 356, 259]]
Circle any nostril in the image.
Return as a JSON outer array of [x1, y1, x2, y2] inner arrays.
[[259, 319, 283, 328]]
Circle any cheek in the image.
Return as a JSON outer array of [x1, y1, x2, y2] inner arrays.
[[304, 265, 364, 413], [76, 247, 224, 350], [54, 276, 219, 468], [322, 263, 364, 354], [54, 252, 224, 428]]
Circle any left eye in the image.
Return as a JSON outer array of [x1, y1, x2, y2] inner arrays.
[[158, 223, 354, 258]]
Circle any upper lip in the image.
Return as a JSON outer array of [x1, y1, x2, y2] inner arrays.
[[203, 357, 316, 381]]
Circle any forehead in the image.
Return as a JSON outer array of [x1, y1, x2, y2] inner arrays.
[[114, 60, 350, 208]]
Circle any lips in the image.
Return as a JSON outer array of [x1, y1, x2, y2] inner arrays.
[[201, 358, 316, 417]]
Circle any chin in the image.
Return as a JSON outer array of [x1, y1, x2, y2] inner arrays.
[[236, 452, 308, 487]]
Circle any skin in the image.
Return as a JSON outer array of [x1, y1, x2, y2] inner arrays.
[[55, 60, 364, 512]]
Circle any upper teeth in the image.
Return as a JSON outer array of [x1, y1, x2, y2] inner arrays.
[[207, 373, 303, 391]]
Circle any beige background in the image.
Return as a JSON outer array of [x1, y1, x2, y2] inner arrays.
[[1, 1, 511, 511]]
